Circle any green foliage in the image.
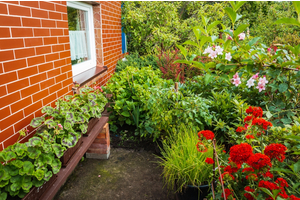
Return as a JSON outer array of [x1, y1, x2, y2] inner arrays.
[[143, 86, 212, 141], [116, 52, 159, 72]]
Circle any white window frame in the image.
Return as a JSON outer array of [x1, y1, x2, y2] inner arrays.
[[67, 1, 96, 76]]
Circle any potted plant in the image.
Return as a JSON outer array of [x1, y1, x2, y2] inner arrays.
[[159, 125, 219, 200]]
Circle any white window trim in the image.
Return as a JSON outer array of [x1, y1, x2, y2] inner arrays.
[[67, 1, 96, 76]]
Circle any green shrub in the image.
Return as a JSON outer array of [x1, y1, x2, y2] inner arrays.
[[116, 52, 159, 72]]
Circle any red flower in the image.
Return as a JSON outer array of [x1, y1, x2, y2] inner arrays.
[[198, 130, 214, 140], [261, 171, 274, 179], [252, 118, 272, 130], [242, 167, 255, 173], [246, 135, 255, 139], [246, 106, 263, 118], [290, 195, 300, 200], [224, 165, 239, 173], [276, 178, 289, 188], [222, 188, 232, 199], [258, 180, 280, 191], [244, 116, 254, 123], [244, 186, 255, 200], [247, 153, 272, 171], [205, 157, 214, 164], [229, 143, 253, 165], [196, 142, 207, 153], [223, 150, 226, 153], [246, 173, 258, 181], [264, 143, 287, 162], [220, 172, 235, 182], [236, 126, 246, 132]]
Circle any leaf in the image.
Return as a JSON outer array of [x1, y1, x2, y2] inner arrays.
[[34, 169, 45, 181], [207, 21, 221, 33], [278, 83, 288, 93], [259, 187, 273, 197], [176, 45, 187, 58], [183, 40, 198, 48], [52, 143, 66, 158], [27, 147, 41, 159], [192, 27, 201, 40], [224, 7, 236, 24], [200, 36, 211, 48], [211, 35, 218, 42], [274, 18, 300, 27], [204, 74, 213, 85], [281, 118, 292, 125], [281, 61, 298, 67], [293, 160, 300, 173], [41, 106, 54, 115], [248, 37, 260, 47], [0, 192, 7, 200], [44, 170, 53, 181], [234, 1, 246, 11], [30, 117, 45, 128], [265, 111, 272, 119], [121, 111, 130, 117], [234, 24, 249, 38], [61, 133, 78, 148], [173, 60, 191, 65], [28, 137, 42, 147]]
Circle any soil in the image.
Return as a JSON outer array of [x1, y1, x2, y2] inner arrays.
[[54, 148, 176, 200]]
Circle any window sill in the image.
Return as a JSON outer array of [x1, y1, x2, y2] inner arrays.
[[73, 65, 107, 88]]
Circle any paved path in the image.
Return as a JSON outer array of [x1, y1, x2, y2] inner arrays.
[[54, 148, 175, 200]]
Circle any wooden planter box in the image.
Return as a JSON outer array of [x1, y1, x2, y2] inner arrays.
[[84, 118, 99, 137], [60, 136, 83, 167]]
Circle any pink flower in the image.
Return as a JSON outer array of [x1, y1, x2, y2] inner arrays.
[[256, 83, 266, 92], [252, 73, 259, 79], [58, 124, 63, 130], [232, 77, 241, 86], [208, 50, 217, 59], [204, 46, 213, 54], [227, 30, 233, 40], [258, 76, 268, 85], [215, 46, 223, 55], [233, 72, 239, 79], [267, 48, 271, 53], [225, 52, 232, 61], [238, 33, 246, 40]]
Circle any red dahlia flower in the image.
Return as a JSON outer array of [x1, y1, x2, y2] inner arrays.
[[205, 157, 214, 164], [198, 130, 215, 140], [264, 143, 287, 162], [247, 153, 272, 171], [196, 142, 207, 153], [229, 143, 253, 165], [244, 186, 255, 200]]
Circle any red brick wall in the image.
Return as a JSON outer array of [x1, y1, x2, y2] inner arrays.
[[0, 1, 122, 150]]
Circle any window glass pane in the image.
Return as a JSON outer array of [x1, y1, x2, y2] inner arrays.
[[67, 6, 91, 65]]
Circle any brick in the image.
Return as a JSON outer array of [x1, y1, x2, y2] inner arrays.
[[7, 78, 29, 93], [11, 96, 32, 113], [0, 85, 7, 96], [24, 38, 43, 47], [0, 38, 24, 50], [38, 62, 53, 73], [45, 52, 59, 62], [14, 114, 34, 133], [11, 27, 33, 37], [22, 17, 41, 27], [0, 72, 17, 85], [8, 4, 31, 16], [0, 3, 7, 14], [52, 44, 64, 52], [3, 59, 27, 72], [58, 36, 69, 43], [0, 15, 21, 26], [27, 55, 45, 66], [24, 100, 42, 116], [33, 28, 50, 37], [61, 65, 71, 73], [40, 1, 55, 11], [55, 4, 66, 12], [41, 19, 56, 27], [57, 86, 68, 97], [47, 68, 60, 78], [30, 72, 47, 85], [42, 93, 56, 105], [0, 27, 10, 37], [15, 48, 35, 59], [59, 51, 70, 58], [50, 29, 63, 36], [18, 66, 38, 79], [2, 1, 19, 5], [0, 127, 14, 144], [21, 84, 39, 98], [64, 43, 70, 50], [44, 37, 58, 45], [0, 50, 14, 62], [0, 110, 23, 131], [0, 106, 10, 120], [49, 11, 61, 20], [63, 28, 68, 35], [62, 77, 72, 87], [35, 46, 51, 55], [4, 133, 19, 149], [32, 8, 48, 18], [32, 89, 49, 102], [55, 73, 66, 83], [54, 59, 65, 68], [56, 21, 68, 28], [20, 1, 39, 8], [49, 82, 62, 93], [40, 78, 55, 90]]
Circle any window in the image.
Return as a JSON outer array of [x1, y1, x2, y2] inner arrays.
[[67, 1, 96, 76]]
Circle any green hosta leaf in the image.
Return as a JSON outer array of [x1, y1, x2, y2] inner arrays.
[[28, 137, 42, 147], [27, 147, 41, 159], [30, 117, 45, 128], [278, 83, 288, 93], [176, 45, 187, 58], [274, 18, 300, 27], [44, 170, 53, 181], [20, 161, 34, 176], [41, 106, 54, 115], [10, 160, 23, 169], [52, 143, 66, 158], [34, 169, 45, 181]]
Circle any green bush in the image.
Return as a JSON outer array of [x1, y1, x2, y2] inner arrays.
[[115, 52, 159, 72]]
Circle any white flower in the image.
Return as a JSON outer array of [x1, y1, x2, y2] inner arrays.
[[208, 50, 217, 59], [238, 33, 246, 40], [246, 78, 255, 88], [225, 52, 232, 61], [203, 46, 213, 54], [215, 46, 223, 55]]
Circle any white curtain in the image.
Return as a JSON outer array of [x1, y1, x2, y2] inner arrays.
[[69, 30, 88, 61]]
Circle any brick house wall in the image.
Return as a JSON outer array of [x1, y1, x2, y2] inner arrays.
[[0, 1, 122, 150]]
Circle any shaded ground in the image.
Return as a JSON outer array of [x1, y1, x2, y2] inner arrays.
[[54, 148, 175, 200]]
